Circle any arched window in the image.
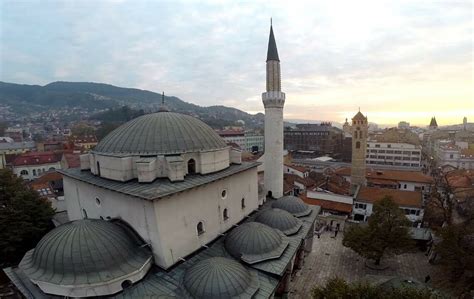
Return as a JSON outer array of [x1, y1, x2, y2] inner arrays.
[[20, 170, 28, 175], [197, 221, 204, 235], [187, 159, 196, 174], [96, 161, 101, 176], [33, 169, 37, 176], [49, 167, 55, 171], [356, 141, 361, 149], [82, 208, 88, 219], [223, 208, 229, 221], [241, 198, 245, 209]]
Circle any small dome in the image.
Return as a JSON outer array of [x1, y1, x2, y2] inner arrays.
[[183, 257, 259, 299], [19, 219, 152, 296], [95, 112, 228, 155], [224, 222, 288, 264], [272, 195, 312, 217], [255, 208, 302, 235]]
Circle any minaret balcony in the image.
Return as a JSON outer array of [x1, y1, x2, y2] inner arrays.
[[262, 91, 286, 108]]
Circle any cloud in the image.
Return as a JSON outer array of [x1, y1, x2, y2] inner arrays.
[[0, 0, 472, 125]]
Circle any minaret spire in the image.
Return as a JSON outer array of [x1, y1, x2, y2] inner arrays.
[[158, 91, 169, 112]]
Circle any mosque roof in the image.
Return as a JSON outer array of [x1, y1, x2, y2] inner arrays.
[[272, 195, 312, 217], [19, 219, 152, 287], [254, 208, 302, 235], [183, 257, 260, 299], [59, 162, 259, 201], [224, 222, 288, 264], [94, 112, 227, 156], [266, 25, 280, 62]]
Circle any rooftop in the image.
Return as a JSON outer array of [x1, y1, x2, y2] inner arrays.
[[335, 167, 433, 184], [12, 151, 62, 167], [59, 162, 259, 201], [301, 195, 353, 214], [356, 186, 422, 208]]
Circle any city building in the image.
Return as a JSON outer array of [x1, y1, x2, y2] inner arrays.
[[366, 141, 422, 170], [4, 24, 320, 299], [71, 135, 98, 150], [11, 151, 62, 180], [353, 187, 424, 224], [217, 129, 265, 153], [284, 123, 344, 158], [0, 139, 35, 169], [434, 140, 474, 170], [398, 121, 410, 129], [350, 111, 368, 191]]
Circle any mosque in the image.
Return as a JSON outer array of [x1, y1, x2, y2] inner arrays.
[[4, 24, 319, 298]]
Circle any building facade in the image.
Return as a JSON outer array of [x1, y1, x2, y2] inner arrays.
[[366, 141, 422, 170], [284, 123, 344, 158], [11, 151, 62, 180]]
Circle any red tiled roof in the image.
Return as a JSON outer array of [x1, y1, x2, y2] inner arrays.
[[335, 167, 433, 184], [356, 186, 422, 208], [301, 195, 353, 213], [284, 173, 316, 188], [285, 163, 308, 173], [33, 171, 63, 184], [12, 151, 62, 166], [63, 153, 81, 168]]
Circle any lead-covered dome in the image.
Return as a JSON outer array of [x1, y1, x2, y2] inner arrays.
[[183, 257, 259, 299], [272, 195, 312, 217], [19, 219, 152, 297], [224, 222, 288, 264], [94, 112, 227, 155], [255, 208, 302, 235]]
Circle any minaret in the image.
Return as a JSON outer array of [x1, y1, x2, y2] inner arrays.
[[263, 22, 285, 198], [350, 110, 368, 193]]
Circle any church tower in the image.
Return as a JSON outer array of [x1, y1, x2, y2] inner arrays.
[[263, 23, 285, 198], [350, 110, 368, 192]]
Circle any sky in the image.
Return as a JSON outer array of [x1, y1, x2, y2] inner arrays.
[[1, 0, 472, 126]]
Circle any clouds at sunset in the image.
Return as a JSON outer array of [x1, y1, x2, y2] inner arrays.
[[1, 0, 472, 125]]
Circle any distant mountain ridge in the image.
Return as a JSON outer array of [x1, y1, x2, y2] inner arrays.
[[0, 81, 265, 127]]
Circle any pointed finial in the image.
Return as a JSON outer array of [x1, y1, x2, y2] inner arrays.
[[158, 91, 169, 112], [162, 92, 165, 105], [270, 17, 272, 26], [358, 107, 360, 112]]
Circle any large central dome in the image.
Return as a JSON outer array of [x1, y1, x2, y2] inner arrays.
[[95, 112, 228, 155]]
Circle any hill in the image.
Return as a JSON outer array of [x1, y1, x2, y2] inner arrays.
[[0, 81, 264, 128]]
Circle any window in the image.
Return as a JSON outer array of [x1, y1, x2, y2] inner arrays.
[[221, 189, 227, 199], [449, 154, 454, 159], [404, 184, 407, 189], [49, 167, 55, 171], [96, 161, 101, 176], [223, 208, 229, 221], [356, 141, 360, 149], [20, 170, 28, 175], [387, 144, 391, 148], [355, 203, 367, 210], [96, 197, 101, 206], [375, 144, 380, 148], [187, 159, 196, 174], [33, 169, 37, 176], [121, 280, 132, 290], [241, 198, 245, 209], [82, 209, 88, 219], [197, 222, 205, 235]]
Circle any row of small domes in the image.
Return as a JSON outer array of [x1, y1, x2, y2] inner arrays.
[[20, 196, 311, 298]]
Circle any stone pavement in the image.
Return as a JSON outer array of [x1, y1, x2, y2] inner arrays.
[[288, 230, 444, 298]]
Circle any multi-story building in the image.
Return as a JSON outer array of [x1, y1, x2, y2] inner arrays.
[[284, 123, 344, 158], [11, 151, 62, 180], [0, 139, 36, 169], [353, 187, 424, 225], [434, 140, 474, 170], [398, 121, 410, 129], [217, 130, 265, 153], [366, 142, 422, 170]]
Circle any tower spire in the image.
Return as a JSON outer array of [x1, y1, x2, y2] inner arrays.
[[266, 22, 280, 62], [158, 91, 169, 112]]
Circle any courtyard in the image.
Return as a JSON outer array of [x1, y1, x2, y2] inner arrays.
[[289, 230, 448, 298]]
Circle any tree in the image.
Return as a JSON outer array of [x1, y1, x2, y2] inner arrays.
[[312, 277, 443, 299], [343, 196, 413, 265], [0, 169, 55, 267], [435, 219, 474, 283], [424, 172, 454, 227]]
